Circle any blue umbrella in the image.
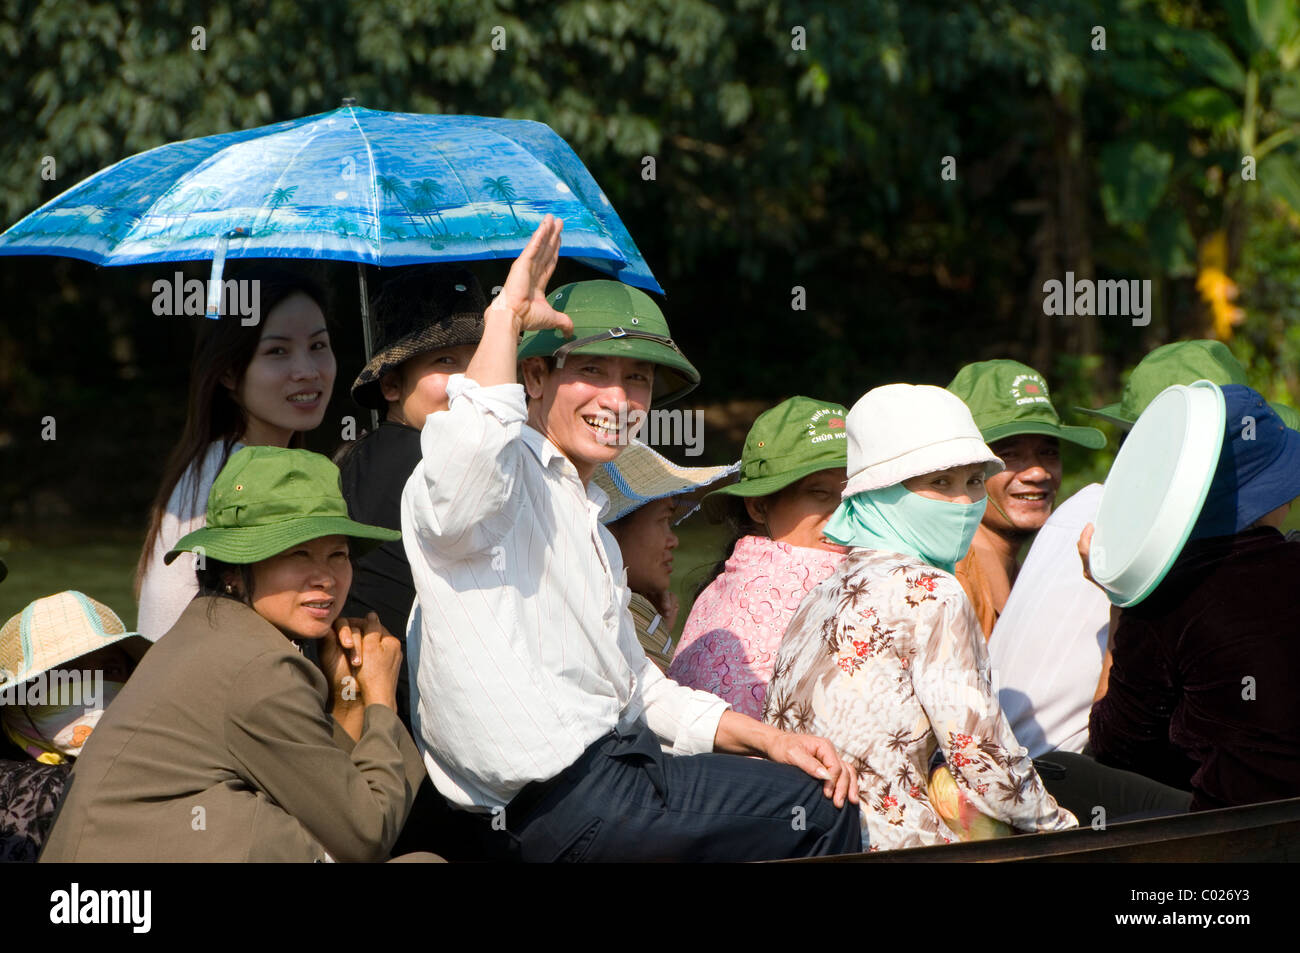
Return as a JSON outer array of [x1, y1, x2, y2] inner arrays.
[[0, 104, 661, 294]]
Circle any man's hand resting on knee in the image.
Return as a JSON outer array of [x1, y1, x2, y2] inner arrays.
[[713, 710, 859, 808]]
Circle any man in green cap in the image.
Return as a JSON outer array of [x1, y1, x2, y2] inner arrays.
[[946, 359, 1106, 639], [991, 340, 1250, 761], [400, 216, 860, 862]]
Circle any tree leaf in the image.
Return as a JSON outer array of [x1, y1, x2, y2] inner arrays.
[[1099, 140, 1173, 226], [1166, 87, 1241, 128], [1152, 27, 1247, 92], [1260, 150, 1300, 212], [1248, 0, 1300, 52]]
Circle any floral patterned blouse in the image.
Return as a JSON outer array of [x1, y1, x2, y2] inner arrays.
[[763, 548, 1077, 852], [669, 536, 845, 719]]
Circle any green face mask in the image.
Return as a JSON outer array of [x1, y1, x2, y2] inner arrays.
[[823, 482, 987, 574]]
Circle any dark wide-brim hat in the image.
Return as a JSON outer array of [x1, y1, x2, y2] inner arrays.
[[517, 281, 700, 406], [352, 264, 487, 410], [165, 447, 400, 565]]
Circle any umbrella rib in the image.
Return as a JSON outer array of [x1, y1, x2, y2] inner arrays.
[[344, 106, 383, 255]]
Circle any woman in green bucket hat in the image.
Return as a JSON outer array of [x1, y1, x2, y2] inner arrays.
[[667, 396, 850, 719], [42, 447, 434, 863]]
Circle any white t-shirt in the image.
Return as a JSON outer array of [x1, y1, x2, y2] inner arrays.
[[136, 440, 243, 641], [988, 483, 1110, 758]]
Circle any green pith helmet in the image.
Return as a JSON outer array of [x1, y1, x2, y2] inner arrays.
[[1077, 340, 1248, 429], [517, 280, 700, 405], [165, 447, 400, 565], [701, 396, 849, 522], [946, 359, 1106, 450]]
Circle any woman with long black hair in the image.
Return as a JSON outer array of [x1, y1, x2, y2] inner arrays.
[[135, 265, 336, 640]]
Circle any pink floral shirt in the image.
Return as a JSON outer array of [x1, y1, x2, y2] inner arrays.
[[668, 536, 845, 718]]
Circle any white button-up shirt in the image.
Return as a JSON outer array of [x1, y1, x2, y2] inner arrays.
[[401, 374, 729, 811]]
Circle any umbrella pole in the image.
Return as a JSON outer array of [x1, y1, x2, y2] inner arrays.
[[357, 262, 379, 432]]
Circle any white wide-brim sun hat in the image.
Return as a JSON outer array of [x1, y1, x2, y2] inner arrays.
[[842, 384, 1005, 497]]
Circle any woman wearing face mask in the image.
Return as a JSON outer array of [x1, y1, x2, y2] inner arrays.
[[1, 592, 147, 862], [135, 265, 337, 642], [668, 397, 850, 718], [42, 447, 428, 863], [763, 385, 1077, 851]]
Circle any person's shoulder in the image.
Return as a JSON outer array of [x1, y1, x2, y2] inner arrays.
[[339, 423, 421, 486]]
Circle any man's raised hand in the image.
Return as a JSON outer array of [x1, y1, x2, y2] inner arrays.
[[489, 215, 572, 335]]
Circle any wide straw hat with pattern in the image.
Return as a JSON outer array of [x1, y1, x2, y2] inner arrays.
[[165, 446, 400, 566], [592, 439, 738, 524], [0, 591, 150, 695]]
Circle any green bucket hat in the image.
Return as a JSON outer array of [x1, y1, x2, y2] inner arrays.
[[702, 396, 849, 522], [1077, 340, 1247, 429], [947, 360, 1105, 450], [517, 280, 700, 405], [165, 447, 400, 566]]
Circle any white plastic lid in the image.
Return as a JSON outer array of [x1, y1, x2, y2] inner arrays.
[[1091, 380, 1225, 607]]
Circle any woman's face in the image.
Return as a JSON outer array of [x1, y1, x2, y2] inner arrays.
[[226, 292, 336, 447], [245, 535, 352, 640], [902, 464, 988, 504], [608, 497, 679, 596], [745, 468, 849, 551]]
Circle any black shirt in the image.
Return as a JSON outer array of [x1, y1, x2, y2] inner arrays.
[[1091, 528, 1300, 810], [338, 421, 423, 731]]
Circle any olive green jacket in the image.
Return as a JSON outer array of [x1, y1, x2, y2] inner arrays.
[[41, 596, 424, 862]]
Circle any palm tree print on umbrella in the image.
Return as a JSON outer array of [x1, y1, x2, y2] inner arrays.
[[409, 179, 449, 236], [376, 175, 426, 237], [266, 187, 298, 223], [481, 175, 521, 229]]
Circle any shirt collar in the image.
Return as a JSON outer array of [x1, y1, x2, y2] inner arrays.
[[522, 425, 607, 517], [586, 481, 611, 521], [521, 424, 567, 470]]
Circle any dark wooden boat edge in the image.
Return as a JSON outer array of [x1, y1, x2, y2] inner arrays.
[[780, 795, 1300, 862]]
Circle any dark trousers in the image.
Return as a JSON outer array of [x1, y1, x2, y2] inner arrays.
[[1036, 750, 1193, 824], [506, 724, 862, 862]]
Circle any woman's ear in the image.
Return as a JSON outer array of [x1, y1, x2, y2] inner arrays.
[[220, 569, 243, 597], [743, 495, 768, 526], [219, 369, 238, 393]]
